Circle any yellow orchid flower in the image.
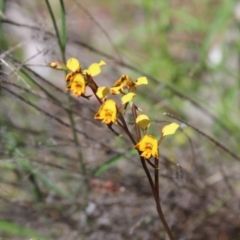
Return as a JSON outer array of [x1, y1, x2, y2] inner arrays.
[[66, 73, 86, 97], [135, 134, 159, 159], [110, 75, 135, 94], [110, 74, 148, 94], [65, 58, 106, 83], [136, 114, 150, 130], [64, 58, 82, 83], [94, 99, 118, 124], [49, 58, 106, 83]]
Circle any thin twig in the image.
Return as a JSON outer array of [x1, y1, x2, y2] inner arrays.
[[155, 157, 159, 198], [165, 112, 240, 162], [131, 104, 175, 239]]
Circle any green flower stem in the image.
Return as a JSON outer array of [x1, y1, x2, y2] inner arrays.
[[44, 0, 65, 62], [45, 0, 88, 208], [59, 0, 66, 56]]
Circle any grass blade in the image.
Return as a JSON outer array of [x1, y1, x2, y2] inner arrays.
[[0, 220, 49, 240], [93, 149, 137, 176]]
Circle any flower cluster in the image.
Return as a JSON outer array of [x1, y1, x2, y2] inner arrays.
[[135, 120, 179, 159], [50, 58, 106, 98], [49, 58, 179, 161]]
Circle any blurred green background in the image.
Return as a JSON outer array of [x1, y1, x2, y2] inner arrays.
[[1, 0, 240, 239]]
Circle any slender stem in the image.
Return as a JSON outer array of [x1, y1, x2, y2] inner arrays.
[[155, 157, 159, 197], [0, 0, 6, 46], [165, 112, 240, 162], [131, 104, 155, 191], [153, 188, 175, 240], [118, 113, 136, 145], [44, 0, 65, 61], [86, 68, 174, 238], [131, 104, 141, 141], [140, 157, 155, 197], [146, 159, 158, 169], [0, 0, 6, 82], [45, 0, 88, 207], [140, 157, 175, 240], [88, 76, 135, 143], [59, 0, 66, 56], [131, 105, 174, 239]]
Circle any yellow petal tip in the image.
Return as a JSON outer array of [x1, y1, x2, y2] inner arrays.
[[121, 93, 136, 104], [136, 114, 150, 130], [162, 123, 179, 137]]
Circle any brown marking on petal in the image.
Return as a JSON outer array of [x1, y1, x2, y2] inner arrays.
[[94, 113, 100, 119], [110, 89, 117, 95], [66, 72, 75, 82], [103, 110, 113, 124]]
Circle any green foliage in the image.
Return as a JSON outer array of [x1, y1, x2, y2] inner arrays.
[[93, 149, 137, 176], [1, 0, 240, 239], [0, 221, 48, 239]]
